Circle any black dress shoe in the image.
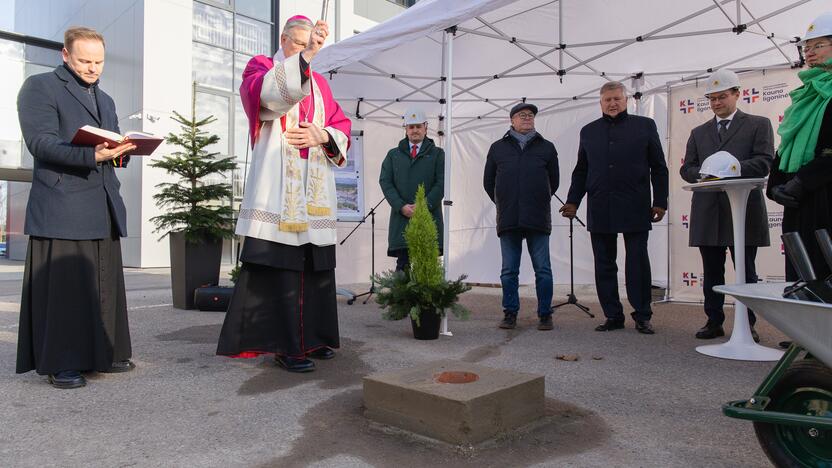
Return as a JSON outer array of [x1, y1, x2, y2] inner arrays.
[[275, 355, 316, 373], [635, 320, 655, 335], [695, 324, 725, 340], [595, 319, 625, 332], [102, 360, 136, 373], [308, 347, 335, 360], [779, 340, 792, 349], [499, 313, 517, 329], [48, 371, 86, 389], [537, 315, 554, 331]]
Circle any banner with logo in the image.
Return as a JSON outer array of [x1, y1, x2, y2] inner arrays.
[[668, 68, 800, 302]]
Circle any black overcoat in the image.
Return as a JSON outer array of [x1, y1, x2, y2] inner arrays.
[[566, 112, 669, 233], [483, 131, 559, 236], [17, 65, 129, 240]]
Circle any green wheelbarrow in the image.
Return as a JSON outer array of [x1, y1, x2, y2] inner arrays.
[[715, 283, 832, 467]]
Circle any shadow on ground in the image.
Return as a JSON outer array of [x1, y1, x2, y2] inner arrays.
[[236, 338, 373, 395], [263, 390, 611, 468], [156, 324, 223, 344]]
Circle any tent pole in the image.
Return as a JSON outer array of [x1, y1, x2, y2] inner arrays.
[[440, 27, 455, 337], [664, 84, 673, 303], [558, 0, 563, 71], [633, 75, 643, 116], [736, 0, 742, 26], [476, 17, 561, 75]]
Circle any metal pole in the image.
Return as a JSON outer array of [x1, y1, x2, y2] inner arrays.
[[664, 84, 673, 303], [736, 0, 742, 26], [321, 0, 330, 22], [558, 0, 563, 71], [440, 27, 454, 337]]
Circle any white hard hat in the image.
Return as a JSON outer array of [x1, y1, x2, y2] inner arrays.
[[700, 151, 741, 180], [403, 107, 427, 126], [798, 12, 832, 46], [704, 69, 740, 95]]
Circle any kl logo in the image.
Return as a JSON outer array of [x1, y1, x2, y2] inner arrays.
[[681, 214, 689, 229], [679, 99, 694, 114], [742, 88, 760, 104], [682, 272, 700, 287]]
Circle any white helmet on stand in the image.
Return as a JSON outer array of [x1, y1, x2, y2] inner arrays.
[[798, 12, 832, 46], [700, 151, 741, 180]]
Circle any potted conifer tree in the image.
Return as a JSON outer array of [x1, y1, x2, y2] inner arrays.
[[151, 91, 237, 310], [374, 185, 471, 339]]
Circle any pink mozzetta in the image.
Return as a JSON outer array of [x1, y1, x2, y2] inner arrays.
[[239, 55, 351, 158]]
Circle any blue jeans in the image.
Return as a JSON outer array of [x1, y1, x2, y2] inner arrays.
[[499, 230, 553, 317]]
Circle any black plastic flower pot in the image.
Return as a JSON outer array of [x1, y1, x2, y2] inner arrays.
[[411, 308, 441, 340], [169, 231, 222, 310]]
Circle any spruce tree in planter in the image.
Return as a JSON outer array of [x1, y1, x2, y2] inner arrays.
[[374, 185, 471, 339], [151, 95, 237, 310]]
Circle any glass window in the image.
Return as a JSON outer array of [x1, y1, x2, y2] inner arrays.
[[235, 16, 271, 56], [234, 53, 252, 91], [193, 2, 233, 49], [195, 92, 230, 157], [0, 39, 25, 61], [193, 42, 234, 91], [235, 0, 271, 22], [25, 45, 61, 67], [233, 98, 250, 163]]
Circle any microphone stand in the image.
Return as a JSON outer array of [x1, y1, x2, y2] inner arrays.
[[552, 194, 594, 318], [341, 197, 386, 305]]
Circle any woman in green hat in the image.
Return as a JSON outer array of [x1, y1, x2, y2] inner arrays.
[[768, 12, 832, 280]]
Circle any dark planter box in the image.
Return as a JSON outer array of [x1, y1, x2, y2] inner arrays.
[[169, 231, 223, 310], [411, 309, 442, 340]]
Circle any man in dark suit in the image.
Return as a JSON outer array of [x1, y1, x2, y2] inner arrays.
[[680, 69, 774, 341], [561, 81, 668, 334], [16, 27, 136, 389]]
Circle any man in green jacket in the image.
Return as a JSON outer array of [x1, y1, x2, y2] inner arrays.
[[380, 107, 445, 271]]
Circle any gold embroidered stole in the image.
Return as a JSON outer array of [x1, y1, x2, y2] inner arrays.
[[279, 77, 331, 232]]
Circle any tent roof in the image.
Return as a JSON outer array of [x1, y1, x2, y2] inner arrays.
[[315, 0, 828, 132]]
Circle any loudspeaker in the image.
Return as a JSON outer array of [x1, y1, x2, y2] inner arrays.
[[193, 286, 233, 311]]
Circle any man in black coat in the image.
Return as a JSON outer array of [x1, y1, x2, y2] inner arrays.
[[484, 103, 559, 331], [16, 27, 136, 389], [561, 81, 669, 334], [680, 69, 773, 341]]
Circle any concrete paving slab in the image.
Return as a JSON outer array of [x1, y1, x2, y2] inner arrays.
[[0, 263, 785, 467]]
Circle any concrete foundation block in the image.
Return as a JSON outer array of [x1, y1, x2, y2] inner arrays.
[[363, 360, 545, 444]]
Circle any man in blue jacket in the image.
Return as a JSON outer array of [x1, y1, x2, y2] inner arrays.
[[561, 81, 668, 334], [484, 103, 559, 331], [16, 27, 136, 389]]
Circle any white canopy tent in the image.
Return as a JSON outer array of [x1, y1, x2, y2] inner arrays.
[[318, 0, 829, 301]]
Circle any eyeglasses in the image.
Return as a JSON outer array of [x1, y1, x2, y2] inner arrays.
[[514, 112, 536, 119], [803, 43, 832, 54]]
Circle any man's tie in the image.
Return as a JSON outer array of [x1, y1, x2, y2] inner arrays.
[[410, 144, 418, 159], [718, 120, 730, 142]]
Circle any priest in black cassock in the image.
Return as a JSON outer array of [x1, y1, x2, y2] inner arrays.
[[16, 27, 136, 389], [216, 16, 351, 373]]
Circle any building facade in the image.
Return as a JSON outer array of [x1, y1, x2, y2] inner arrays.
[[2, 0, 409, 266]]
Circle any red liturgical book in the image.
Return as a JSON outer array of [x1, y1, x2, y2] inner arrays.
[[71, 125, 163, 156]]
